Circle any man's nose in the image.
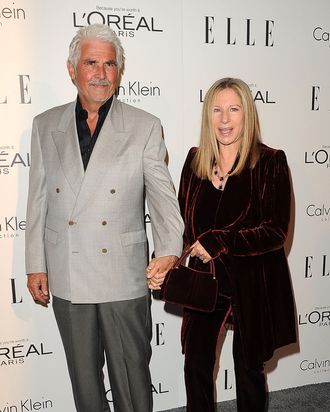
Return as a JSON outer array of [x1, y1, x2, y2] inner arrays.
[[96, 64, 106, 78]]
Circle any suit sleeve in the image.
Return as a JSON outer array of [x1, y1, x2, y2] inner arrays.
[[25, 117, 48, 274], [143, 119, 184, 258], [198, 150, 291, 258]]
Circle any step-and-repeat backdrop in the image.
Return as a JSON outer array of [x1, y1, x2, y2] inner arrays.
[[1, 1, 329, 411]]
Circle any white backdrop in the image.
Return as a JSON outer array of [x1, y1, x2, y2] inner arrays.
[[1, 1, 329, 411]]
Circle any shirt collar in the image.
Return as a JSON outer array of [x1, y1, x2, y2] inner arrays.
[[75, 95, 113, 119]]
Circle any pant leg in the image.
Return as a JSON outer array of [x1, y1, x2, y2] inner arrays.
[[98, 294, 153, 412], [182, 298, 232, 412], [233, 325, 267, 412], [52, 296, 110, 412]]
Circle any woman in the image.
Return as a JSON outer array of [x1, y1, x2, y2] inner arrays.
[[178, 78, 296, 411]]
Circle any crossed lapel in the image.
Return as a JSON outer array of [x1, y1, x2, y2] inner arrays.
[[52, 102, 84, 196], [52, 98, 130, 213], [72, 97, 130, 215]]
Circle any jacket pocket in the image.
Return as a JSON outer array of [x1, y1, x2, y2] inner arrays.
[[120, 229, 147, 246]]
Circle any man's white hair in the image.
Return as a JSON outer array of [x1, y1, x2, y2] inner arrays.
[[68, 24, 125, 70]]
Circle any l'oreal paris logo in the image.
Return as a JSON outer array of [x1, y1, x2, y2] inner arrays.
[[298, 308, 330, 327], [72, 7, 163, 37], [304, 146, 330, 167]]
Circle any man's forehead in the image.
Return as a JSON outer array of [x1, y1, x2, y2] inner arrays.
[[80, 39, 115, 51]]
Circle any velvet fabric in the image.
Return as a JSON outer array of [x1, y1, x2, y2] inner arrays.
[[182, 298, 267, 411], [160, 248, 218, 312], [178, 144, 296, 369]]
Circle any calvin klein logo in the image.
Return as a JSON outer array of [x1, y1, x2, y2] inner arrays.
[[0, 4, 26, 27], [117, 80, 161, 104], [300, 358, 330, 373], [0, 397, 53, 411], [313, 27, 330, 46]]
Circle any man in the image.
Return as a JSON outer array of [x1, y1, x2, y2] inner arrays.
[[25, 24, 183, 412]]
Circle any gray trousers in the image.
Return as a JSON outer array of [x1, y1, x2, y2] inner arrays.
[[53, 294, 153, 412]]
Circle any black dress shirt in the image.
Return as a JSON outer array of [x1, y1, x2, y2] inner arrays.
[[75, 96, 113, 170]]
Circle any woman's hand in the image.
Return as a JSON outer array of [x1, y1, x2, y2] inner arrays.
[[146, 255, 177, 290], [190, 240, 212, 263]]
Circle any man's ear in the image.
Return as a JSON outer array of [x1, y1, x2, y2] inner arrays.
[[67, 61, 76, 84]]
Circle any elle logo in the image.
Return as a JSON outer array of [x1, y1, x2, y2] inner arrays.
[[0, 75, 31, 104], [204, 17, 275, 46], [305, 255, 329, 278]]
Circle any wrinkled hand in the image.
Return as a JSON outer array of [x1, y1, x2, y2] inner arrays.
[[146, 255, 177, 290], [190, 240, 212, 263], [27, 272, 50, 306]]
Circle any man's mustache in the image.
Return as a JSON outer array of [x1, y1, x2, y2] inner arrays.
[[88, 79, 112, 86]]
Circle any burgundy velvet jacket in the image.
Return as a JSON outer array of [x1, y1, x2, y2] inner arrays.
[[178, 144, 297, 368]]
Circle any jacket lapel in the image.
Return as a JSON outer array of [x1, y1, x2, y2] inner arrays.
[[52, 102, 84, 196], [72, 97, 130, 215]]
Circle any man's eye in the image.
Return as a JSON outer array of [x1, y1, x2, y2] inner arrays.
[[105, 61, 117, 68], [86, 61, 96, 66]]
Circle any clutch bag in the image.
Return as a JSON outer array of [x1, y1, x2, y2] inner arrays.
[[160, 248, 218, 312]]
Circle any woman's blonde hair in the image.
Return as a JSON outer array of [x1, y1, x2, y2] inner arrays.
[[192, 77, 261, 179]]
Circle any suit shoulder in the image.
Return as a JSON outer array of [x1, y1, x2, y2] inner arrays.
[[119, 100, 160, 124], [34, 102, 74, 123]]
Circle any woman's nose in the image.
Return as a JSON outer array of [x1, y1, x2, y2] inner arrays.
[[221, 111, 229, 123]]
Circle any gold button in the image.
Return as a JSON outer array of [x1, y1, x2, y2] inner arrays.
[[68, 221, 75, 226], [110, 189, 116, 194], [56, 188, 60, 193], [102, 248, 107, 253], [102, 221, 107, 226]]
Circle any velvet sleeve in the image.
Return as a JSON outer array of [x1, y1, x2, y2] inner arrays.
[[178, 148, 197, 248], [198, 150, 291, 257]]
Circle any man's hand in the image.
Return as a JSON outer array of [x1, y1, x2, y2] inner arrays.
[[146, 255, 177, 290], [27, 272, 50, 306]]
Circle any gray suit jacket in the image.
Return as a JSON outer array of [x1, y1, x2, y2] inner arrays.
[[25, 96, 184, 303]]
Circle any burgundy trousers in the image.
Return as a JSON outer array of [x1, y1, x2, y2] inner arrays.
[[182, 297, 267, 412]]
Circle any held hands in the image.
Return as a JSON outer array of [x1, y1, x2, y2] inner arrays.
[[146, 255, 177, 290], [189, 240, 212, 263], [27, 272, 50, 307]]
